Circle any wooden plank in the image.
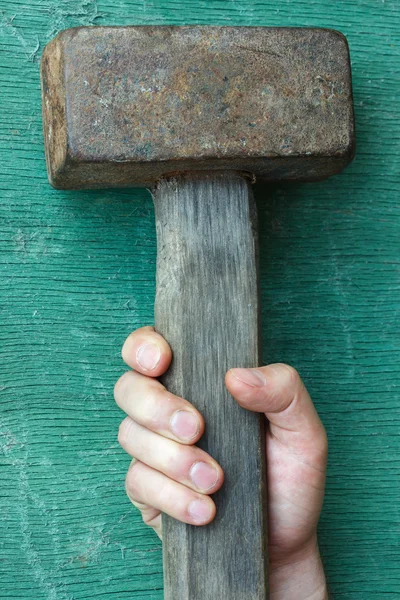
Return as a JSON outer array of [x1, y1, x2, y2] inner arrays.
[[0, 1, 399, 599], [153, 173, 267, 600]]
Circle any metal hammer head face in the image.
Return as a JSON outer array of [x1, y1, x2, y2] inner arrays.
[[41, 26, 355, 189]]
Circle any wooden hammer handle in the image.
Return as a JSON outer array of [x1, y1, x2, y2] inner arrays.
[[153, 172, 268, 600]]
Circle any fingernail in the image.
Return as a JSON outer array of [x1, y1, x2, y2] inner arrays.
[[136, 343, 161, 371], [190, 461, 219, 492], [170, 410, 200, 441], [188, 498, 212, 524], [230, 368, 266, 387]]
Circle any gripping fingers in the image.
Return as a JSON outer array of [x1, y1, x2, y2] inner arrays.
[[126, 459, 216, 526], [118, 417, 223, 495]]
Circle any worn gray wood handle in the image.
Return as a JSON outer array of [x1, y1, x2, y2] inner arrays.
[[153, 172, 268, 600]]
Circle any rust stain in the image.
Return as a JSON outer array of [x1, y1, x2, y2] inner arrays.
[[41, 26, 355, 189]]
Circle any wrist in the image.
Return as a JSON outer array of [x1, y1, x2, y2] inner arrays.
[[269, 536, 328, 600]]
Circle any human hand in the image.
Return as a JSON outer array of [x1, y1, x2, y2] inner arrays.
[[115, 326, 328, 599]]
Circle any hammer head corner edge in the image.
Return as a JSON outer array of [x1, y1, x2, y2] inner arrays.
[[41, 25, 355, 190]]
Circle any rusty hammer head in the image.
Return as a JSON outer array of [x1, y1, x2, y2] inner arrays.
[[41, 26, 355, 189]]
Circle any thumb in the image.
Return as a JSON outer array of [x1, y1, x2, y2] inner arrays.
[[225, 364, 327, 453]]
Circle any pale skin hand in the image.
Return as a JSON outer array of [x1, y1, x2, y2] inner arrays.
[[114, 326, 329, 600]]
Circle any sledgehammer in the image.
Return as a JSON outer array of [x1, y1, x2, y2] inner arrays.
[[41, 26, 355, 600]]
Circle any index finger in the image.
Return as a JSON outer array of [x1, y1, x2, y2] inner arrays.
[[122, 326, 172, 378]]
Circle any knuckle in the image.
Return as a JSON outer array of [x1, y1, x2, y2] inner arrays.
[[144, 411, 160, 433], [156, 479, 175, 508], [125, 461, 142, 497], [141, 388, 164, 430], [113, 371, 132, 401], [118, 416, 134, 447], [141, 508, 158, 527], [279, 364, 302, 390]]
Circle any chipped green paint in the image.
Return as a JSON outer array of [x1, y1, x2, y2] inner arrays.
[[0, 1, 399, 599]]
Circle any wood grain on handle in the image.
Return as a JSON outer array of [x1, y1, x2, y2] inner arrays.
[[152, 172, 268, 600]]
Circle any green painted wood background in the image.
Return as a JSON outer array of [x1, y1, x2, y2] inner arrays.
[[0, 1, 399, 598]]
